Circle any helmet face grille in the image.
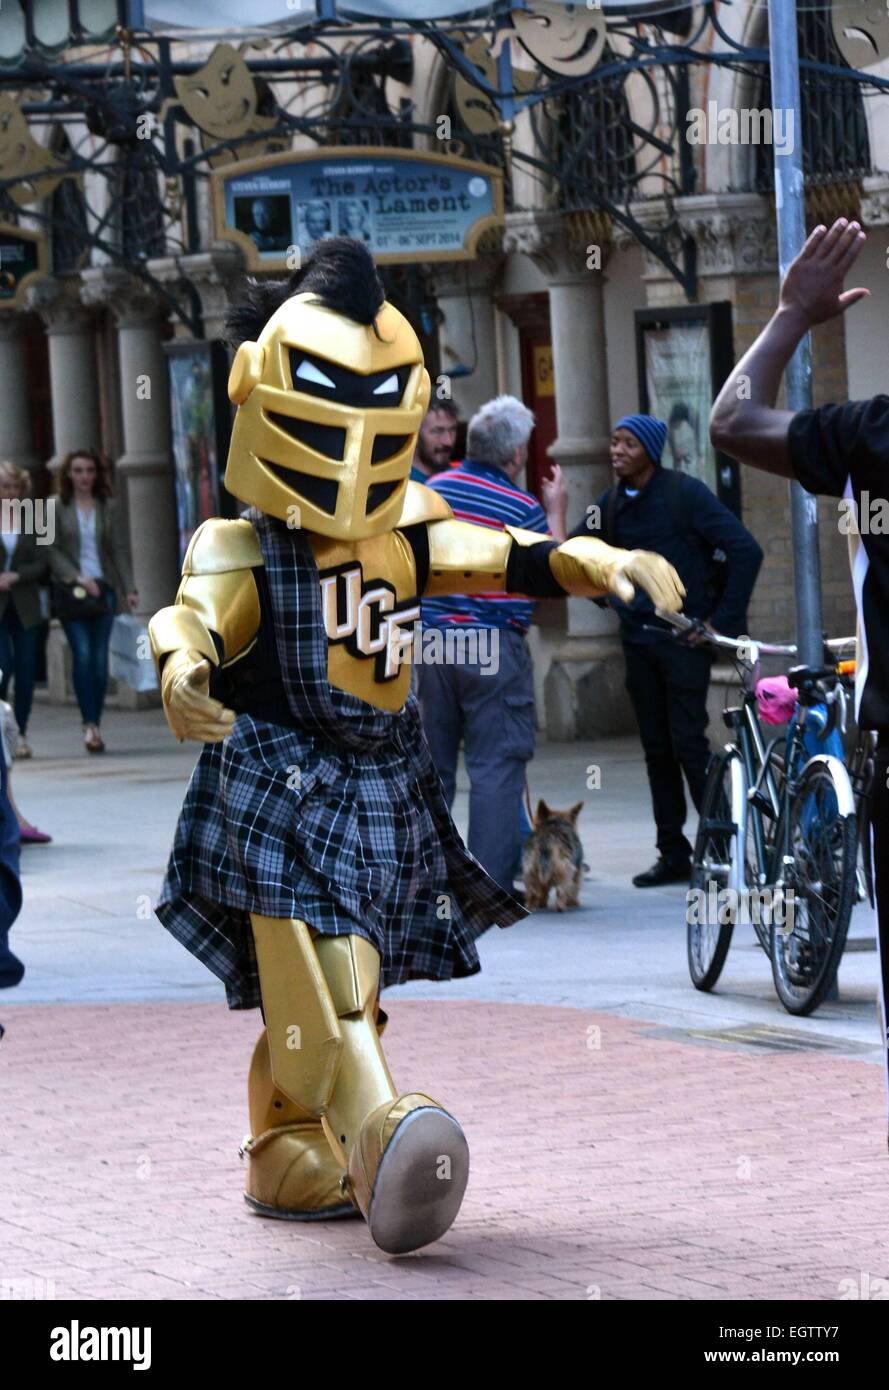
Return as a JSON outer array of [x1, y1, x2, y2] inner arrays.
[[225, 297, 431, 539], [267, 411, 347, 462]]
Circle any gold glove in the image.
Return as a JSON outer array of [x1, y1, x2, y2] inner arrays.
[[160, 647, 236, 744], [549, 537, 686, 611]]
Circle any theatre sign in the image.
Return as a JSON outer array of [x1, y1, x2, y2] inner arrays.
[[211, 148, 503, 270]]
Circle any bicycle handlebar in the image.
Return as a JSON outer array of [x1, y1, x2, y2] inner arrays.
[[652, 610, 799, 658]]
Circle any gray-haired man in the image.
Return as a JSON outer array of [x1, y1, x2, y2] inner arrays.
[[417, 395, 563, 894]]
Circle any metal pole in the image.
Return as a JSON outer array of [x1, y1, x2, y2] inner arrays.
[[768, 0, 823, 667]]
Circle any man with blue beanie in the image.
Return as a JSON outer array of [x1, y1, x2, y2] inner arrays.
[[567, 413, 762, 887]]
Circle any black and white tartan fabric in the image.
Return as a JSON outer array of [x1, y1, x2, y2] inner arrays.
[[156, 508, 526, 1009]]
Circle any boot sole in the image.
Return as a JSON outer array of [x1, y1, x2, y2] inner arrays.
[[244, 1193, 359, 1222], [367, 1107, 469, 1255]]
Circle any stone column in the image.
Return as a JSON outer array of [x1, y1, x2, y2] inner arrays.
[[80, 267, 179, 620], [0, 312, 39, 474], [28, 277, 101, 469], [149, 241, 246, 344], [503, 210, 627, 739], [428, 250, 502, 420], [181, 242, 245, 342]]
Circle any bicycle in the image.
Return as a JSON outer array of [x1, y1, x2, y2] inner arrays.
[[658, 612, 859, 1016]]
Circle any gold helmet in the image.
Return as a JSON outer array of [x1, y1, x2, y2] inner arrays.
[[224, 240, 431, 541]]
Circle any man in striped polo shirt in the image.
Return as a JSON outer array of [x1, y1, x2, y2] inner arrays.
[[417, 394, 559, 893]]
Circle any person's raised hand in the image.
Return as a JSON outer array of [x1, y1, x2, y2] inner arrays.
[[540, 463, 567, 516], [779, 218, 869, 329]]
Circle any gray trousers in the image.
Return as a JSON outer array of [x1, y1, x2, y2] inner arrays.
[[417, 626, 536, 892]]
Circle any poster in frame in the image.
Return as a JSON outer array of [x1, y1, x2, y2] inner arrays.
[[634, 302, 739, 515], [164, 339, 235, 568]]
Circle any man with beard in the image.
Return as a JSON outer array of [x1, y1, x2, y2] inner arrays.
[[410, 398, 459, 482]]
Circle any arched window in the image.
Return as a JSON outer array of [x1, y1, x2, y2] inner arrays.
[[49, 133, 89, 274], [536, 48, 637, 212], [755, 5, 870, 190], [117, 155, 165, 262]]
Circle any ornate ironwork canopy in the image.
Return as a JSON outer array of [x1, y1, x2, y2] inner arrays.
[[1, 0, 886, 331]]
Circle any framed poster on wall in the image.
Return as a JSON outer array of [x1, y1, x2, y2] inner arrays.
[[634, 302, 739, 515], [164, 340, 235, 568]]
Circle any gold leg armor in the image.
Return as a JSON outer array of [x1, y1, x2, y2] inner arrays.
[[250, 914, 470, 1254]]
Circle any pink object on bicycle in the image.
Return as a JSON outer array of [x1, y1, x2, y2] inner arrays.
[[755, 674, 796, 725]]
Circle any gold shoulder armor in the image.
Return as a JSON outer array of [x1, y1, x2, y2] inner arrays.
[[150, 518, 263, 670], [398, 480, 453, 528], [183, 517, 264, 576]]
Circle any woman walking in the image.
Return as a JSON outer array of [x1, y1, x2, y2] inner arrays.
[[0, 461, 49, 759], [49, 450, 138, 753]]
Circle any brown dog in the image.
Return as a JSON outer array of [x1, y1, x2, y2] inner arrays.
[[522, 800, 585, 911]]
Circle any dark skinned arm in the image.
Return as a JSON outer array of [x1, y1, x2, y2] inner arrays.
[[709, 218, 870, 478]]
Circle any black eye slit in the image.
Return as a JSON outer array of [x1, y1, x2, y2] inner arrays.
[[267, 411, 346, 462], [366, 481, 401, 514], [262, 461, 339, 516], [287, 348, 412, 408], [371, 434, 412, 464]]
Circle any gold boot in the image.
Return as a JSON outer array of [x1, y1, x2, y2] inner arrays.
[[241, 1030, 357, 1221], [346, 1092, 470, 1256], [251, 914, 470, 1254]]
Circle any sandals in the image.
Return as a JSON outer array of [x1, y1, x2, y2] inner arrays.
[[83, 724, 105, 754]]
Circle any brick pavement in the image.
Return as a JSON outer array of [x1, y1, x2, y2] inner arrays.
[[2, 997, 887, 1301]]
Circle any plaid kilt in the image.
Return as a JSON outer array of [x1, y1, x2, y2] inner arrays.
[[156, 509, 526, 1010]]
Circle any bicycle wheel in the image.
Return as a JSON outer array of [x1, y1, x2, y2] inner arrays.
[[770, 758, 857, 1016], [688, 749, 741, 991]]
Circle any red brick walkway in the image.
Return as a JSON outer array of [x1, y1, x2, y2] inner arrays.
[[2, 999, 887, 1300]]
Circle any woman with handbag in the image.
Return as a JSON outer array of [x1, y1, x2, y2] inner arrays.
[[0, 461, 49, 759], [49, 450, 139, 753]]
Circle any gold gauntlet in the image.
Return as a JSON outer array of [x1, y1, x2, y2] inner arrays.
[[158, 646, 236, 745], [548, 536, 686, 611]]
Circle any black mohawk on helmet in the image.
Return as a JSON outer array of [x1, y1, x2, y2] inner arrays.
[[225, 236, 386, 348]]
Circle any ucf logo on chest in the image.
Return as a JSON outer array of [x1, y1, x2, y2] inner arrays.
[[319, 562, 420, 683]]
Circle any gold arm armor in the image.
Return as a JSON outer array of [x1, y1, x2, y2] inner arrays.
[[422, 520, 685, 612], [423, 517, 514, 596], [148, 518, 264, 673]]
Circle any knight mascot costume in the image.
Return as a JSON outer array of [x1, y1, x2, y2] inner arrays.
[[150, 238, 684, 1254]]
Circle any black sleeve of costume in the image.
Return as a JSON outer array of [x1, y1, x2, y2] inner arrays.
[[787, 396, 889, 498], [505, 537, 566, 598], [400, 523, 430, 595]]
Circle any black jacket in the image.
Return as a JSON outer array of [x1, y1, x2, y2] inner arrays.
[[570, 468, 763, 644]]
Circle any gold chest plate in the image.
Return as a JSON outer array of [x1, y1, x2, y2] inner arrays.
[[308, 530, 419, 712]]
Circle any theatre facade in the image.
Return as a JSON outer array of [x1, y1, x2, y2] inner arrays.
[[1, 0, 887, 732]]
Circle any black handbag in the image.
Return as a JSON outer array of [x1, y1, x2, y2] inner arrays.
[[51, 579, 111, 622]]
